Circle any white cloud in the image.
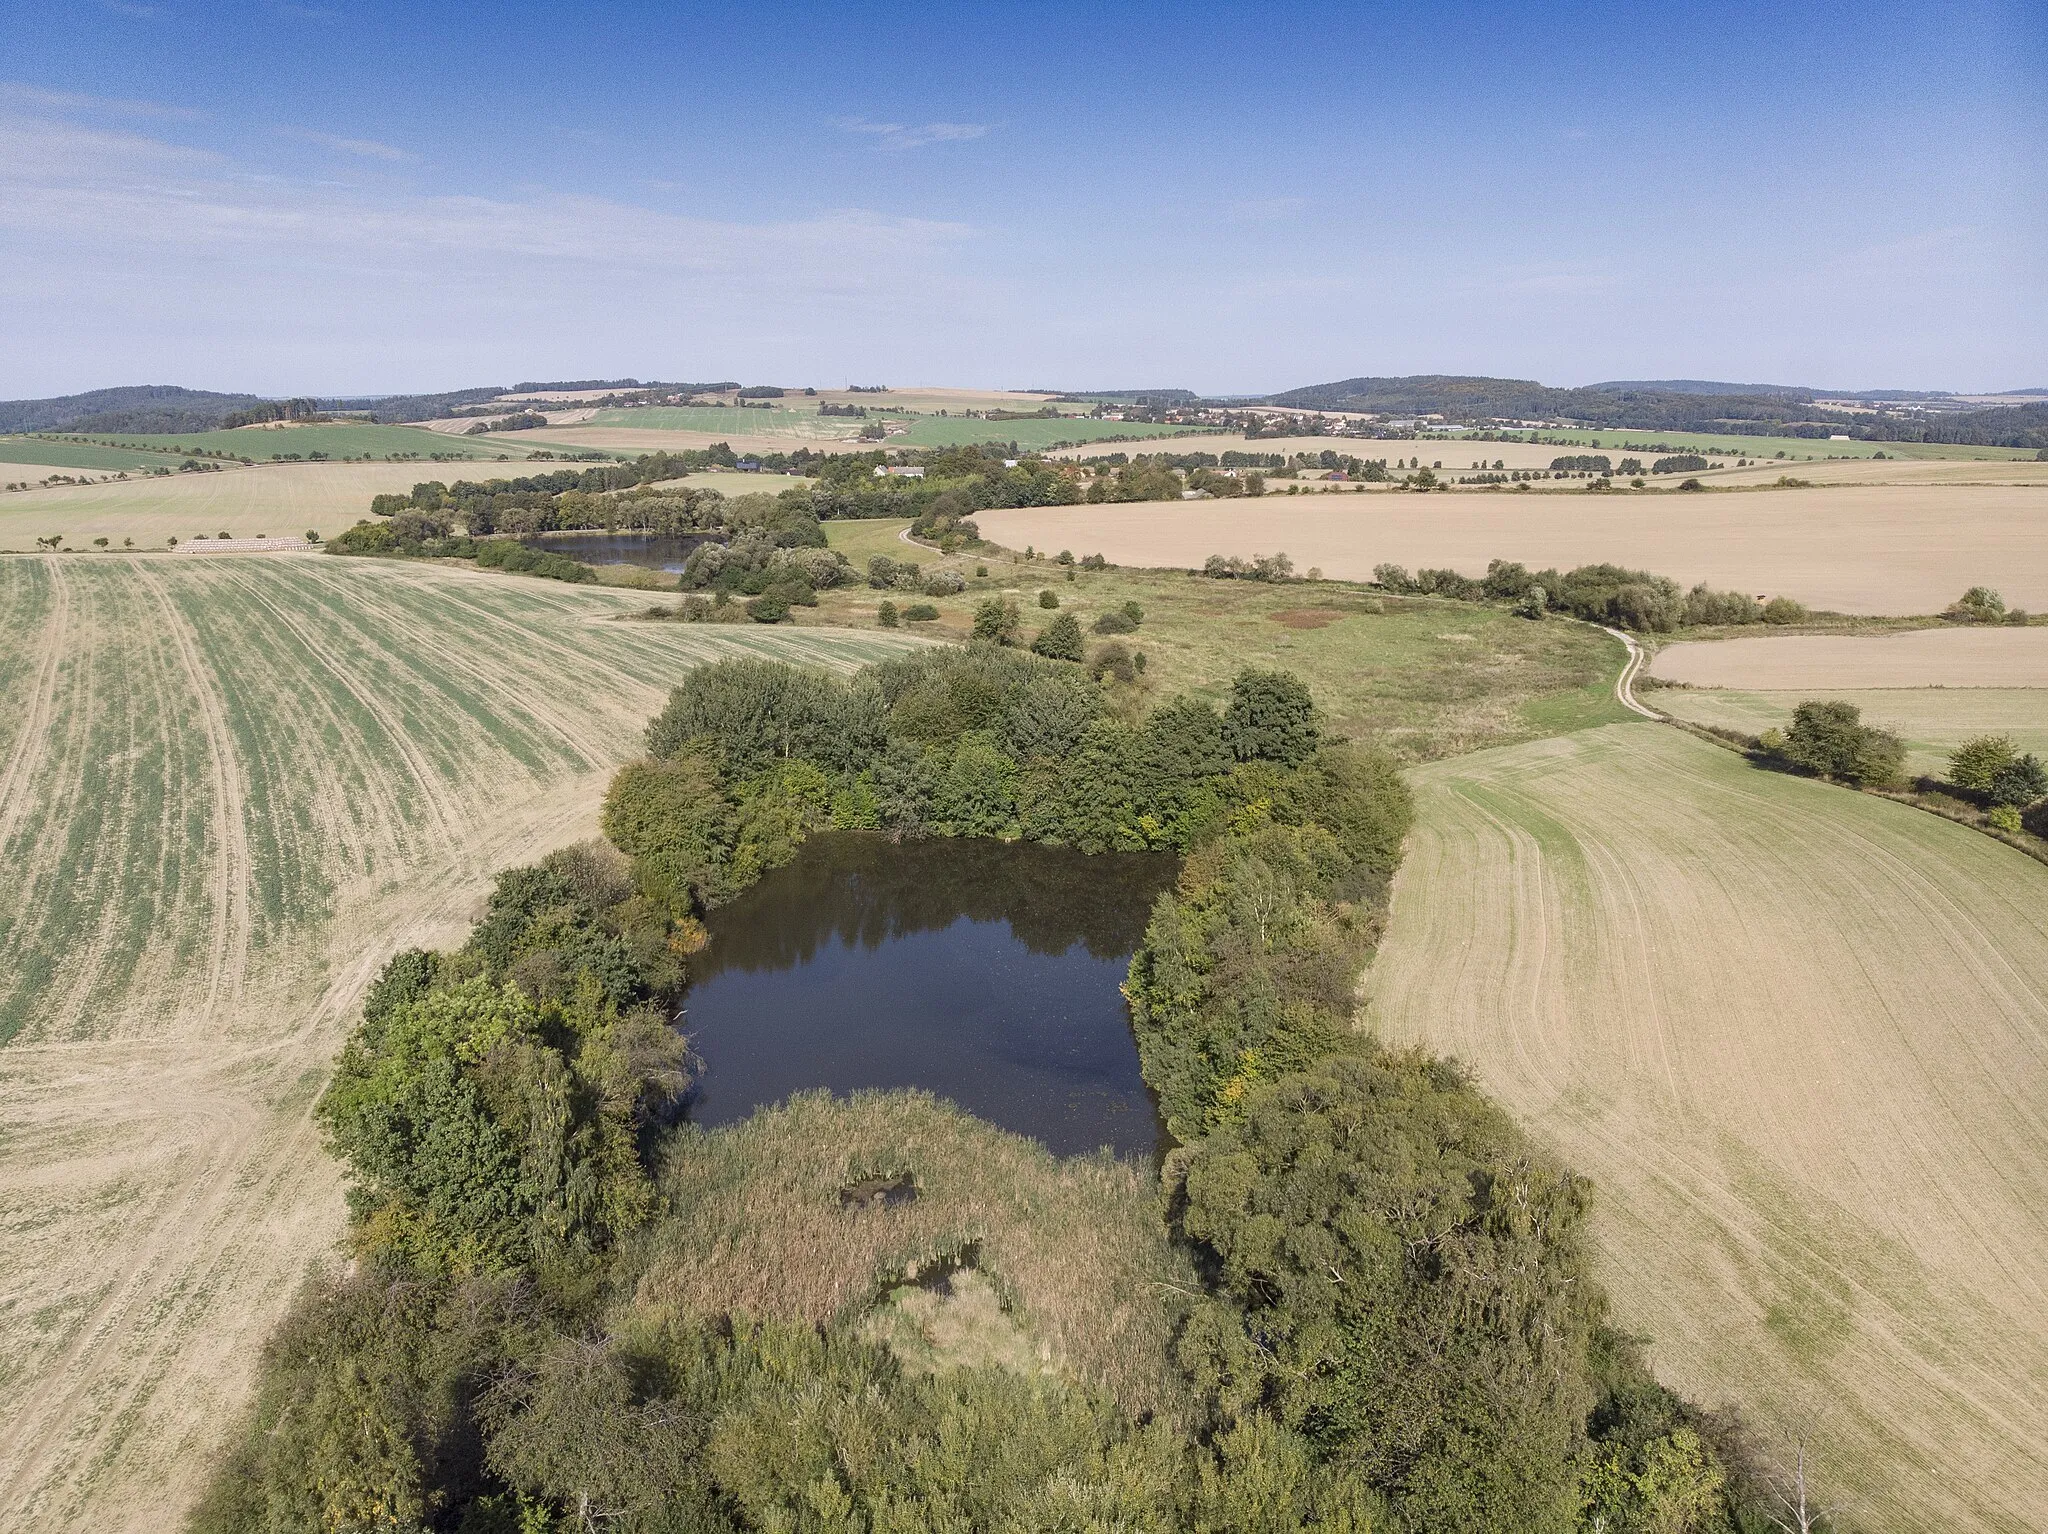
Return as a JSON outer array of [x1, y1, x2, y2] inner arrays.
[[833, 116, 989, 151], [285, 127, 414, 162]]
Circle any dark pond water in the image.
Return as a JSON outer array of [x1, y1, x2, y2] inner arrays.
[[525, 531, 713, 571], [681, 833, 1179, 1158]]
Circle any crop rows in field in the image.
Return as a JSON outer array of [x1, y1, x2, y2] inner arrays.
[[1367, 723, 2048, 1532], [71, 422, 543, 462], [0, 555, 917, 1530]]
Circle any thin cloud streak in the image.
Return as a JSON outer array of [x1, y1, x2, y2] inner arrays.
[[0, 81, 203, 119], [285, 127, 414, 161], [833, 116, 989, 151]]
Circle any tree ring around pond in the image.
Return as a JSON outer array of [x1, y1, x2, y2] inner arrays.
[[839, 1172, 918, 1211]]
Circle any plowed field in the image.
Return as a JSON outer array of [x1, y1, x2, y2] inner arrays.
[[0, 555, 917, 1531], [1367, 723, 2048, 1532]]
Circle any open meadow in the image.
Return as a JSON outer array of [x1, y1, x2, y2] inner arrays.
[[1651, 626, 2048, 687], [815, 526, 1634, 758], [0, 462, 471, 550], [976, 485, 2048, 614], [0, 554, 918, 1532], [1366, 722, 2048, 1533]]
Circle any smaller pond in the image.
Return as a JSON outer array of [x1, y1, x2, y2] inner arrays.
[[525, 531, 714, 572], [681, 833, 1179, 1159]]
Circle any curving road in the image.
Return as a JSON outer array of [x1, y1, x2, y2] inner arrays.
[[1600, 624, 1664, 719]]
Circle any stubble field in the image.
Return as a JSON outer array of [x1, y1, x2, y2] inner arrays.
[[0, 554, 917, 1532], [1653, 688, 2048, 778], [1366, 722, 2048, 1533], [0, 462, 490, 550], [1651, 626, 2048, 687], [975, 485, 2048, 613]]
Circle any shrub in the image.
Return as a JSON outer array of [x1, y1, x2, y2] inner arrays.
[[877, 599, 898, 628], [1030, 611, 1085, 662], [903, 603, 941, 623], [1987, 805, 2024, 834], [1092, 607, 1136, 634], [1949, 734, 2019, 792], [1089, 642, 1136, 684], [1038, 589, 1059, 608], [1676, 477, 1705, 491], [744, 590, 789, 623], [1761, 596, 1807, 624], [1780, 700, 1905, 786], [923, 568, 966, 596], [1946, 586, 2007, 623]]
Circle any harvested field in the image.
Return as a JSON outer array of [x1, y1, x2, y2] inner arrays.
[[1652, 626, 2048, 688], [1367, 723, 2048, 1533], [1703, 457, 2048, 489], [975, 486, 2048, 614], [1654, 688, 2048, 777], [85, 421, 541, 461], [0, 555, 918, 1532], [0, 462, 461, 549], [518, 425, 855, 457]]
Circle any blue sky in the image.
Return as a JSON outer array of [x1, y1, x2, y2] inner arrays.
[[2, 1, 2042, 396]]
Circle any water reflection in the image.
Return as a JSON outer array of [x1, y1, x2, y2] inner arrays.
[[682, 833, 1178, 1158], [526, 531, 712, 572]]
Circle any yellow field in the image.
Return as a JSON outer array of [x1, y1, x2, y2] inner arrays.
[[1654, 687, 2048, 777], [0, 555, 918, 1532], [1367, 723, 2048, 1532], [1703, 457, 2048, 489], [518, 424, 867, 457], [1652, 627, 2048, 688], [0, 462, 452, 549], [975, 485, 2048, 614]]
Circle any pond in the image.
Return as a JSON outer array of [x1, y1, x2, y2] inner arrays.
[[681, 832, 1179, 1159], [525, 531, 714, 572]]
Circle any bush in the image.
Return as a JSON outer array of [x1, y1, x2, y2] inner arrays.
[[877, 599, 898, 628], [1761, 596, 1807, 624], [1088, 641, 1136, 685], [1945, 586, 2007, 623], [1988, 805, 2024, 835], [1091, 607, 1136, 634], [1037, 589, 1058, 608], [902, 603, 941, 623], [1030, 611, 1085, 662], [923, 568, 966, 596], [1779, 700, 1905, 786], [1676, 477, 1705, 491], [744, 590, 790, 623], [1949, 734, 2018, 792]]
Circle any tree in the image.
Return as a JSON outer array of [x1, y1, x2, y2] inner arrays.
[[1989, 753, 2048, 807], [1945, 586, 2006, 623], [1030, 611, 1085, 662], [972, 597, 1021, 646], [1224, 669, 1321, 765], [1780, 700, 1904, 787], [877, 599, 898, 628], [1948, 734, 2018, 792]]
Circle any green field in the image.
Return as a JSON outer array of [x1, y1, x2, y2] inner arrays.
[[588, 405, 851, 438], [59, 422, 548, 462], [1654, 685, 2048, 778], [1368, 723, 2048, 1531], [0, 554, 918, 1527], [0, 438, 180, 473], [810, 539, 1633, 759]]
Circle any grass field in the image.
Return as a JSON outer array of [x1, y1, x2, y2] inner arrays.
[[889, 415, 1197, 450], [1651, 627, 2048, 688], [0, 439, 182, 473], [0, 555, 918, 1532], [1654, 687, 2048, 778], [810, 532, 1633, 759], [0, 462, 458, 549], [975, 485, 2048, 614], [1366, 723, 2048, 1532], [71, 422, 546, 462]]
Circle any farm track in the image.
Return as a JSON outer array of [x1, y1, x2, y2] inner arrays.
[[1367, 723, 2048, 1532], [0, 555, 919, 1532]]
